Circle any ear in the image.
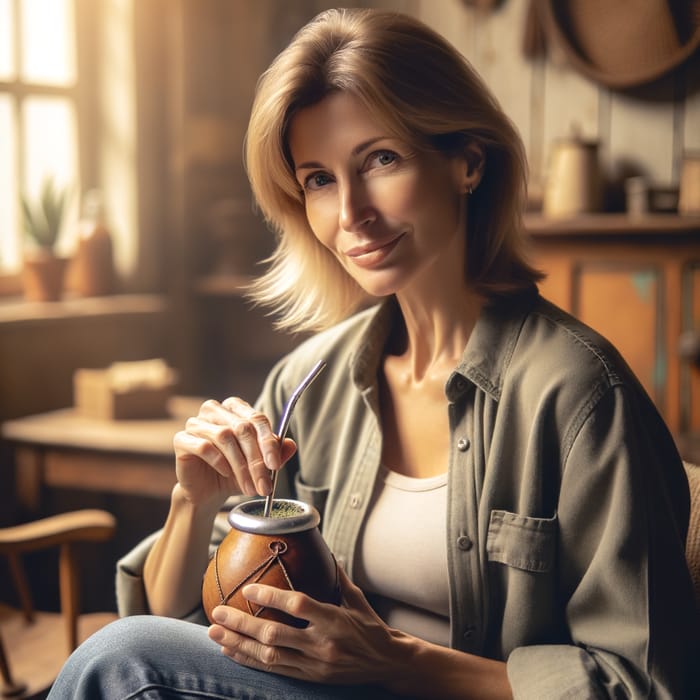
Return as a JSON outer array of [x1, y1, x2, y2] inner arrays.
[[463, 141, 486, 193], [453, 141, 485, 194]]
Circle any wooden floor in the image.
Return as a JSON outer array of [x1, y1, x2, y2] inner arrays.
[[0, 605, 117, 699]]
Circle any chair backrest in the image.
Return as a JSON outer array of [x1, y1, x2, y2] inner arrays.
[[683, 461, 700, 606], [0, 509, 116, 697]]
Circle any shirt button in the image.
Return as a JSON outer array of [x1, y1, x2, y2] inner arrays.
[[349, 493, 363, 509], [457, 437, 470, 451], [457, 534, 473, 551], [454, 377, 467, 392]]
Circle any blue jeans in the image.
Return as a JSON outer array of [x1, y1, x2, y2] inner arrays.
[[47, 615, 399, 700]]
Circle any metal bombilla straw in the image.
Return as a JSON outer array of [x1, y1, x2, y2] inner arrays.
[[263, 359, 327, 517]]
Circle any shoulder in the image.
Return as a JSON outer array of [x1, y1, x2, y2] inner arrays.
[[468, 291, 636, 406], [514, 295, 633, 392], [497, 294, 679, 470], [495, 293, 656, 447]]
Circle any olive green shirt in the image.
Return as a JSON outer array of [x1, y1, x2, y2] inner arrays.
[[117, 290, 698, 699]]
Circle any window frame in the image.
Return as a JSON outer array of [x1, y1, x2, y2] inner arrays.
[[0, 0, 98, 294]]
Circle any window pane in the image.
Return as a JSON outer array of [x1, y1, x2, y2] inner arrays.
[[21, 0, 76, 85], [23, 96, 79, 251], [0, 0, 14, 80], [0, 95, 19, 270]]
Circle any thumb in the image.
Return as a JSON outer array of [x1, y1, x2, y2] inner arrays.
[[280, 437, 297, 466], [336, 562, 372, 610]]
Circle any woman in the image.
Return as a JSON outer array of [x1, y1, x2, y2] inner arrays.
[[49, 8, 697, 699]]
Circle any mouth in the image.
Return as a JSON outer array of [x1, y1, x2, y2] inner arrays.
[[344, 233, 405, 268]]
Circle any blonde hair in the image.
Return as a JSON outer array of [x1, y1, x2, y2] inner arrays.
[[245, 8, 542, 333]]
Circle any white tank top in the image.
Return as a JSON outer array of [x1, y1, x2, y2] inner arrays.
[[353, 466, 450, 647]]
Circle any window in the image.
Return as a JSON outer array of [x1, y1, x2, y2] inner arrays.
[[0, 0, 80, 276], [0, 0, 140, 295]]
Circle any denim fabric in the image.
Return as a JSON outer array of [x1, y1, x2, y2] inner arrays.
[[47, 616, 397, 700]]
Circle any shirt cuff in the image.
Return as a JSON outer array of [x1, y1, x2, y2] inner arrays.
[[507, 644, 607, 700]]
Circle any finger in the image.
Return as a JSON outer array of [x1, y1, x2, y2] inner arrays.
[[208, 620, 280, 668], [219, 400, 283, 495], [173, 430, 232, 478], [182, 416, 257, 495], [197, 398, 295, 496], [280, 437, 298, 465], [337, 569, 385, 628], [209, 628, 308, 681], [242, 584, 322, 625], [336, 563, 370, 609], [211, 605, 305, 650], [220, 397, 296, 472], [208, 607, 308, 674]]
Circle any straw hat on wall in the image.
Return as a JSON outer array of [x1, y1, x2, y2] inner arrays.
[[540, 0, 700, 88]]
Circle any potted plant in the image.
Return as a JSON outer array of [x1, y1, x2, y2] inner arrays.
[[21, 177, 70, 301]]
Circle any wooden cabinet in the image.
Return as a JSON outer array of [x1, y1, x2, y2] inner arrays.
[[527, 214, 700, 441]]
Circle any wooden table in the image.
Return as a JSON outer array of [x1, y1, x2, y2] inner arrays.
[[2, 397, 202, 511]]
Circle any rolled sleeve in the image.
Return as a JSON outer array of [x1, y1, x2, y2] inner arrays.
[[507, 644, 607, 699], [115, 515, 231, 625]]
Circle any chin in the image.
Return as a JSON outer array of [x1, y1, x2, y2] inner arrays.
[[355, 280, 402, 299], [347, 267, 412, 299]]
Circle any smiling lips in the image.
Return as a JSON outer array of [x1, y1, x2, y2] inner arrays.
[[344, 233, 405, 268]]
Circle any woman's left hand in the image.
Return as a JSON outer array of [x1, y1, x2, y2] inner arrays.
[[207, 566, 411, 686]]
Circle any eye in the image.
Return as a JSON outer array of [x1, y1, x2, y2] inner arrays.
[[367, 149, 398, 169], [303, 171, 334, 191]]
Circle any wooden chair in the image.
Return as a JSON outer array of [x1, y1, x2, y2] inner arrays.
[[0, 509, 118, 699]]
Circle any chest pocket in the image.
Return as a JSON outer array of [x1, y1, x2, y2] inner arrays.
[[294, 472, 331, 520], [486, 510, 557, 573]]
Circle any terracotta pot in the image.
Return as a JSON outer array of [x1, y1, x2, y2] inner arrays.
[[22, 253, 68, 302], [202, 499, 341, 628]]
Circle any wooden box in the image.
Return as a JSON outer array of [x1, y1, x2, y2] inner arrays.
[[74, 359, 176, 420]]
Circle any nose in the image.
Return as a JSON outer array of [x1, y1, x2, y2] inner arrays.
[[338, 178, 376, 232]]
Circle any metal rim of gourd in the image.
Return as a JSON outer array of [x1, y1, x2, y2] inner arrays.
[[228, 498, 320, 534]]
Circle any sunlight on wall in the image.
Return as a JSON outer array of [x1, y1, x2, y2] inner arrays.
[[0, 0, 12, 80], [99, 0, 137, 278], [0, 95, 16, 268], [0, 0, 79, 269], [21, 0, 76, 85]]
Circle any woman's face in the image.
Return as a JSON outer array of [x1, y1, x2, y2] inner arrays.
[[288, 91, 470, 298]]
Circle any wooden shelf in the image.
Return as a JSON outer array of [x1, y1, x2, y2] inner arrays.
[[526, 213, 700, 237], [193, 274, 253, 297], [0, 294, 168, 326]]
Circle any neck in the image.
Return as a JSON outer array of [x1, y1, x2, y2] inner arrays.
[[390, 285, 483, 384]]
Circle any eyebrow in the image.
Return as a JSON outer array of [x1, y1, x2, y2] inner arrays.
[[294, 136, 389, 172]]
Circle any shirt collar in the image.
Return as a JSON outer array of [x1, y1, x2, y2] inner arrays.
[[349, 288, 538, 402], [451, 287, 538, 402]]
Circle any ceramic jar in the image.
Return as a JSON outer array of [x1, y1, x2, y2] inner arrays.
[[679, 153, 700, 215], [543, 137, 602, 217], [202, 499, 341, 628]]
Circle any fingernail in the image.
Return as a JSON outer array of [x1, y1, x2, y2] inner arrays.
[[212, 606, 227, 623], [256, 477, 271, 496], [242, 584, 259, 600], [265, 452, 280, 471]]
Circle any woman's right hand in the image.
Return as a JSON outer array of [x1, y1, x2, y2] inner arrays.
[[172, 397, 297, 508]]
